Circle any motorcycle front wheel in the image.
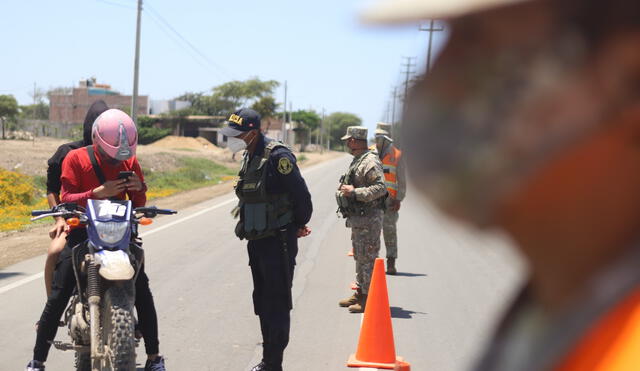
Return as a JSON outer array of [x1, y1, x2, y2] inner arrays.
[[100, 283, 136, 371], [75, 350, 91, 371]]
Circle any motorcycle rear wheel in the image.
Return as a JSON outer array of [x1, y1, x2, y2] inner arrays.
[[101, 283, 136, 371]]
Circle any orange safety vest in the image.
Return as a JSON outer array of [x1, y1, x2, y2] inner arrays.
[[554, 288, 640, 371], [381, 146, 402, 199]]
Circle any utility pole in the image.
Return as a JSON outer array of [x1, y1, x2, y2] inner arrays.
[[322, 108, 329, 151], [384, 101, 391, 123], [131, 0, 143, 124], [282, 81, 287, 144], [391, 86, 398, 126], [419, 20, 444, 74], [401, 56, 417, 103], [319, 108, 324, 152]]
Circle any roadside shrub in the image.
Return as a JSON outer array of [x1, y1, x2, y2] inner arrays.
[[0, 168, 47, 231], [0, 168, 38, 206], [138, 127, 172, 145]]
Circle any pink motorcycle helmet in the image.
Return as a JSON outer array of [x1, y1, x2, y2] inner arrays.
[[92, 109, 138, 161]]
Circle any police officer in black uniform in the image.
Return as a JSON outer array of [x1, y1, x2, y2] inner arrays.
[[222, 108, 313, 371]]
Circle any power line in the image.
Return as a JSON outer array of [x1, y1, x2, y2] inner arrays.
[[143, 9, 214, 73], [94, 0, 136, 10], [144, 1, 233, 79]]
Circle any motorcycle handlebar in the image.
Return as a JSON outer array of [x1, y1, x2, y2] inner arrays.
[[134, 206, 177, 217], [31, 210, 52, 217]]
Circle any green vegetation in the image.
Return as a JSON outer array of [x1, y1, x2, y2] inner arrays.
[[176, 77, 280, 118], [325, 112, 362, 150], [0, 156, 237, 232], [137, 115, 172, 145], [0, 168, 48, 231], [144, 156, 237, 194], [138, 126, 172, 145], [0, 94, 19, 139]]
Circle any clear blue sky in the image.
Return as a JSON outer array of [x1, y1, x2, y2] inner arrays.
[[1, 0, 446, 135]]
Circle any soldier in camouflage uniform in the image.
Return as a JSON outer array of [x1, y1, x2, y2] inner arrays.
[[336, 126, 387, 313], [374, 123, 406, 275]]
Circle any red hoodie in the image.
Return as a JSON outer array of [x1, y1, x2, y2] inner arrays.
[[60, 145, 146, 208]]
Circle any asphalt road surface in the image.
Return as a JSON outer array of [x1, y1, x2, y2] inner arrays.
[[0, 155, 523, 371]]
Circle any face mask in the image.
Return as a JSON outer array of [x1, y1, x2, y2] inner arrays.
[[227, 137, 247, 153]]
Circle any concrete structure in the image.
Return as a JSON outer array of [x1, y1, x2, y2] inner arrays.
[[49, 78, 148, 124], [145, 114, 226, 144], [260, 117, 296, 146], [149, 100, 191, 115]]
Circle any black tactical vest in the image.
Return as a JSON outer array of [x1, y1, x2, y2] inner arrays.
[[235, 141, 293, 240]]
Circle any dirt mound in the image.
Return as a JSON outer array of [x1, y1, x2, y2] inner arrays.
[[143, 135, 235, 163], [150, 136, 213, 150]]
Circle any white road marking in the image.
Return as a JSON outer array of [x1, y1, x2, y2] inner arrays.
[[0, 271, 44, 295], [0, 198, 236, 295], [139, 197, 236, 238]]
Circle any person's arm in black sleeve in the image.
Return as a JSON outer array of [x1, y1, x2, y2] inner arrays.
[[272, 150, 313, 227], [46, 145, 73, 239], [46, 146, 70, 207]]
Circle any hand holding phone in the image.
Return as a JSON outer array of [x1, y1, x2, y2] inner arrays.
[[118, 171, 134, 180]]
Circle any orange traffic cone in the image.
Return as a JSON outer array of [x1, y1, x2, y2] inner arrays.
[[348, 248, 354, 257], [347, 258, 410, 369]]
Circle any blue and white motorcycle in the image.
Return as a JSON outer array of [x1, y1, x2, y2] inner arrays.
[[32, 200, 176, 371]]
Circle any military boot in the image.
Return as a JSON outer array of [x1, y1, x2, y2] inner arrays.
[[348, 294, 368, 313], [339, 291, 359, 308], [386, 258, 397, 275]]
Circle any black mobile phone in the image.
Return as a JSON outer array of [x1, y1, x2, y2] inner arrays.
[[118, 171, 134, 180]]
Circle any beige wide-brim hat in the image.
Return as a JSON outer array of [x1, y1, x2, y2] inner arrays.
[[361, 0, 528, 23]]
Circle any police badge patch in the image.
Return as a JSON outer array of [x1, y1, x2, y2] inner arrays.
[[277, 157, 293, 175]]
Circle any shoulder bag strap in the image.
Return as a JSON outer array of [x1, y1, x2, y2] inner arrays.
[[86, 145, 106, 184]]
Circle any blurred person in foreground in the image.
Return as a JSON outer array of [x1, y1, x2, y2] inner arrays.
[[364, 0, 640, 370]]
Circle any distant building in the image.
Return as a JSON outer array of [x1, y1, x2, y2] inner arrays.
[[49, 77, 148, 124], [259, 117, 297, 146], [149, 99, 191, 115]]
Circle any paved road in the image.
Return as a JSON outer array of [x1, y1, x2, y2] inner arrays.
[[0, 155, 523, 370]]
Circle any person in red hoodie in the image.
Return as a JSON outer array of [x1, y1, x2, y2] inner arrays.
[[26, 109, 167, 371]]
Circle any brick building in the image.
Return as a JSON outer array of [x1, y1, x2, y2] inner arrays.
[[49, 78, 148, 124]]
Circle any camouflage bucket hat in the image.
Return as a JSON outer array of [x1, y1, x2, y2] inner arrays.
[[341, 126, 368, 141], [375, 122, 392, 136]]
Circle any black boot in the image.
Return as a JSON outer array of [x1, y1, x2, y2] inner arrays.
[[386, 258, 397, 275], [251, 361, 282, 371]]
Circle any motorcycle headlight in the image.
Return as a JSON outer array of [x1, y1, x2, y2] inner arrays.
[[94, 221, 129, 244]]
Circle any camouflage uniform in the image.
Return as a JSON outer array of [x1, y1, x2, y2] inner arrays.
[[347, 152, 385, 294], [337, 126, 387, 296], [374, 123, 407, 261]]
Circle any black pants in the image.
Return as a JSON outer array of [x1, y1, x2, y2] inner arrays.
[[248, 228, 298, 370], [33, 229, 160, 362]]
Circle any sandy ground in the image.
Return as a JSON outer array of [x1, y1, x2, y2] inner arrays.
[[0, 136, 238, 177], [0, 137, 342, 269]]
